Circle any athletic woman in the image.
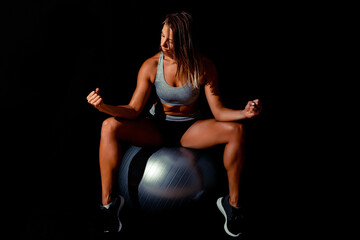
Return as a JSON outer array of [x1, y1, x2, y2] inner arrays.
[[87, 12, 262, 237]]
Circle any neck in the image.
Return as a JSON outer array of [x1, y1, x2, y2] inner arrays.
[[162, 51, 176, 62]]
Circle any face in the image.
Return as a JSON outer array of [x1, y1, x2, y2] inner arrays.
[[160, 24, 174, 55]]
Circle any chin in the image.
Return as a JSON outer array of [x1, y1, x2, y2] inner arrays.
[[162, 50, 173, 56]]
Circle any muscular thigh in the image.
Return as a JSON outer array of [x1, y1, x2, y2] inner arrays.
[[180, 119, 234, 149], [105, 117, 163, 146]]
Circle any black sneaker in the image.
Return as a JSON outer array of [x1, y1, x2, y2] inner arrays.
[[100, 195, 125, 233], [216, 195, 243, 237]]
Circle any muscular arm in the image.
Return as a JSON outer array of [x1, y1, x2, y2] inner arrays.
[[88, 59, 155, 119], [204, 59, 259, 121]]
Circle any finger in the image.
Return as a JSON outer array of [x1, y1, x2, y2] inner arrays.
[[88, 95, 99, 105], [254, 99, 262, 108], [88, 93, 100, 103], [252, 106, 260, 113], [86, 91, 95, 101], [90, 95, 101, 105], [252, 99, 262, 111], [250, 101, 257, 111], [251, 99, 259, 105], [94, 98, 103, 107]]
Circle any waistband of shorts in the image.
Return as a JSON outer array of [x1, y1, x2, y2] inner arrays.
[[149, 105, 200, 122], [162, 111, 200, 122]]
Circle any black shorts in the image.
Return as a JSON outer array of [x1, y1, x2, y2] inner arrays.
[[148, 115, 197, 147]]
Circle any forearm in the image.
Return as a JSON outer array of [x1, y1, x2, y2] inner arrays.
[[97, 103, 139, 119], [213, 107, 248, 122]]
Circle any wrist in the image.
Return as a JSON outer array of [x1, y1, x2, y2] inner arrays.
[[239, 110, 249, 120], [96, 102, 105, 112]]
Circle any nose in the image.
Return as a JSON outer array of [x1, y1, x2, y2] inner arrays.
[[161, 39, 168, 49]]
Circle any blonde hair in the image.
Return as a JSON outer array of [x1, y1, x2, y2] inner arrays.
[[163, 12, 203, 88]]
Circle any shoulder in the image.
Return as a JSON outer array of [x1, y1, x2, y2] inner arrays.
[[138, 52, 161, 83], [200, 56, 221, 95], [141, 52, 161, 70]]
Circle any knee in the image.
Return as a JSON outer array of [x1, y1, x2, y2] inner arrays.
[[226, 122, 245, 140], [101, 117, 123, 136]]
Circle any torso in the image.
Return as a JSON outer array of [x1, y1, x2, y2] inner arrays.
[[148, 52, 205, 116]]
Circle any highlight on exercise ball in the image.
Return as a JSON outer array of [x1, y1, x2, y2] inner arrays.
[[118, 145, 217, 211]]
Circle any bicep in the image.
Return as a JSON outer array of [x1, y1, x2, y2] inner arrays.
[[128, 63, 153, 114], [204, 59, 225, 117], [205, 83, 225, 118]]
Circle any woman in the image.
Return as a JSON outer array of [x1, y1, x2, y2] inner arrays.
[[87, 12, 261, 237]]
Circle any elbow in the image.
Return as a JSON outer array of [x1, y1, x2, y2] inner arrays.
[[127, 109, 141, 120], [212, 110, 225, 122], [129, 106, 143, 119], [211, 106, 227, 121], [214, 114, 226, 122], [114, 106, 141, 120], [116, 112, 138, 120], [131, 110, 142, 119]]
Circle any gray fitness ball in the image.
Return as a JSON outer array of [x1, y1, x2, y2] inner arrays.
[[118, 145, 218, 211]]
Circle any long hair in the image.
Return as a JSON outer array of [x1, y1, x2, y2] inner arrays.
[[163, 12, 203, 88]]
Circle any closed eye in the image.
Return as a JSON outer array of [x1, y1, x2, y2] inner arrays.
[[161, 32, 173, 43]]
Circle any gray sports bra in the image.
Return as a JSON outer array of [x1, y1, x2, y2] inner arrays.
[[153, 52, 200, 106]]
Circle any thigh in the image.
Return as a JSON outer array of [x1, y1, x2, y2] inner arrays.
[[107, 117, 163, 146], [180, 119, 235, 149]]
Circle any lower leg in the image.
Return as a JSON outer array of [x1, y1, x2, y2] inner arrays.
[[99, 132, 123, 206], [98, 117, 163, 206], [223, 136, 245, 208]]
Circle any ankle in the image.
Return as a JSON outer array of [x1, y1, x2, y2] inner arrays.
[[228, 197, 239, 208], [102, 195, 112, 206]]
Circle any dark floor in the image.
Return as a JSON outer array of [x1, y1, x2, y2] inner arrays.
[[22, 193, 276, 240], [18, 158, 292, 240]]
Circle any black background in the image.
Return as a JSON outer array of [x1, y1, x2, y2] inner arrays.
[[1, 0, 321, 239]]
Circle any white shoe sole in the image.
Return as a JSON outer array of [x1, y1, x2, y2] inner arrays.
[[216, 197, 241, 238], [117, 195, 125, 232]]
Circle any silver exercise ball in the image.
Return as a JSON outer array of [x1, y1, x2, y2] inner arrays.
[[118, 146, 217, 211]]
